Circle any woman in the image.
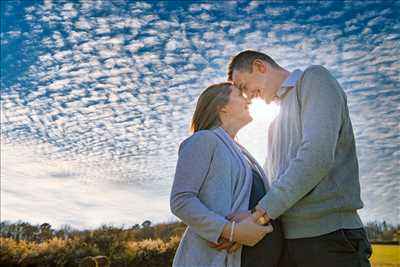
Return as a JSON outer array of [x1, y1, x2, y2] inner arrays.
[[170, 82, 283, 267]]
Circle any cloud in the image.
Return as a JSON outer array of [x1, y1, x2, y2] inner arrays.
[[265, 6, 295, 17], [189, 3, 217, 13], [1, 0, 399, 228], [244, 1, 262, 13], [1, 141, 171, 230]]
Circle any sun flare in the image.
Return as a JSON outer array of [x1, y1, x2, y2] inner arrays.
[[238, 99, 280, 164], [248, 99, 280, 122]]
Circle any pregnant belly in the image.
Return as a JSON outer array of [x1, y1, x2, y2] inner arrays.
[[241, 219, 284, 267]]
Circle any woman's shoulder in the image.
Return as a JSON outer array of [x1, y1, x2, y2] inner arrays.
[[181, 129, 218, 145], [179, 129, 219, 151]]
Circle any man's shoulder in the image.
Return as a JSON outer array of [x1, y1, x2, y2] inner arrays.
[[300, 65, 345, 99], [301, 65, 340, 88], [303, 65, 331, 78]]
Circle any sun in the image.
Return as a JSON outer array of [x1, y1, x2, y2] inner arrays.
[[248, 99, 280, 123], [237, 99, 280, 163]]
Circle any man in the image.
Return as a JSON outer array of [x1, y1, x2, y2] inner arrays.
[[225, 50, 372, 266]]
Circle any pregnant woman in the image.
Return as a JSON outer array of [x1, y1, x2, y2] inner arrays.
[[170, 82, 283, 267]]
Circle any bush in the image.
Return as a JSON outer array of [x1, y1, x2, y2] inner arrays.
[[0, 221, 184, 267]]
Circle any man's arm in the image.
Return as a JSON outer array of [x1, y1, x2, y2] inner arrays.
[[257, 66, 345, 219]]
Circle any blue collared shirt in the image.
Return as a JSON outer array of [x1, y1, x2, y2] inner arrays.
[[276, 69, 303, 99]]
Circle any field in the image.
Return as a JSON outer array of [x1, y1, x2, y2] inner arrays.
[[1, 221, 398, 266], [371, 245, 400, 267]]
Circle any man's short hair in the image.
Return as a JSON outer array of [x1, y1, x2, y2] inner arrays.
[[228, 50, 281, 80]]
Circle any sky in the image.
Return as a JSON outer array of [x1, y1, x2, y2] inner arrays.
[[1, 0, 399, 230]]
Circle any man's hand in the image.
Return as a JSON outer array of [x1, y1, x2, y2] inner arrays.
[[252, 206, 270, 225], [227, 207, 271, 225], [234, 214, 273, 247]]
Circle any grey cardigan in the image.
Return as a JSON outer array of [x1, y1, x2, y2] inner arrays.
[[170, 127, 269, 267]]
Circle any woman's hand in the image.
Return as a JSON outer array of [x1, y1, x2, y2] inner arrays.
[[208, 210, 251, 253], [226, 210, 251, 222], [210, 210, 273, 252], [208, 238, 240, 253], [233, 214, 274, 246]]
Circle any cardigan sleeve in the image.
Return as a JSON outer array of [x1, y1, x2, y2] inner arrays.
[[170, 131, 229, 243]]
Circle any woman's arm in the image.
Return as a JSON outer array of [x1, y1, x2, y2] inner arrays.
[[171, 131, 273, 246], [170, 131, 229, 243]]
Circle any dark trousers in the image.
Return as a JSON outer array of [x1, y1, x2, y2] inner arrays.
[[279, 228, 372, 267]]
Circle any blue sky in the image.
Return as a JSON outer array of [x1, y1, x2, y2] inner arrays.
[[1, 0, 399, 229]]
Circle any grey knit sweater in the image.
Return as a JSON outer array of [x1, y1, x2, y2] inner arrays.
[[259, 65, 364, 238]]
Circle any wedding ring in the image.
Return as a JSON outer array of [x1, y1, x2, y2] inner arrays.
[[256, 216, 269, 225]]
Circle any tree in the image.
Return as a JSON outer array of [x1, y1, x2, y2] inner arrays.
[[131, 224, 140, 230], [141, 220, 152, 228]]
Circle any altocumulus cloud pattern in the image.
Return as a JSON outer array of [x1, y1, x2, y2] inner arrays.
[[1, 1, 399, 228]]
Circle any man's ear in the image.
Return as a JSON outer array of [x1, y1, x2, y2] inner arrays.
[[253, 59, 267, 74]]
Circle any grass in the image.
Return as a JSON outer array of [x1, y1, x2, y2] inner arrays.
[[371, 245, 400, 267]]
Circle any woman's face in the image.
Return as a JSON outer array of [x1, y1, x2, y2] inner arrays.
[[220, 85, 252, 126]]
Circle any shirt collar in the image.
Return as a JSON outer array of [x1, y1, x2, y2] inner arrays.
[[276, 69, 303, 99]]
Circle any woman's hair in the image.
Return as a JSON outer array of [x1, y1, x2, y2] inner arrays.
[[191, 82, 232, 132]]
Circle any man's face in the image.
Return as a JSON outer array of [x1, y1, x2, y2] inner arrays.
[[232, 70, 261, 101], [231, 64, 277, 103]]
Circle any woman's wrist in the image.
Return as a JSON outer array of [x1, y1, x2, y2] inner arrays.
[[229, 221, 236, 242], [221, 222, 233, 241]]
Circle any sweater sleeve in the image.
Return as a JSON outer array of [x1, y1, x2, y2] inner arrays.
[[170, 131, 229, 243], [258, 66, 344, 219]]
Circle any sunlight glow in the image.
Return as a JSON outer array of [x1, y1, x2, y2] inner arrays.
[[249, 99, 280, 122], [237, 99, 280, 164]]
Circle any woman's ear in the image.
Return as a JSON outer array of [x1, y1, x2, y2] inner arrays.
[[219, 106, 227, 114]]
